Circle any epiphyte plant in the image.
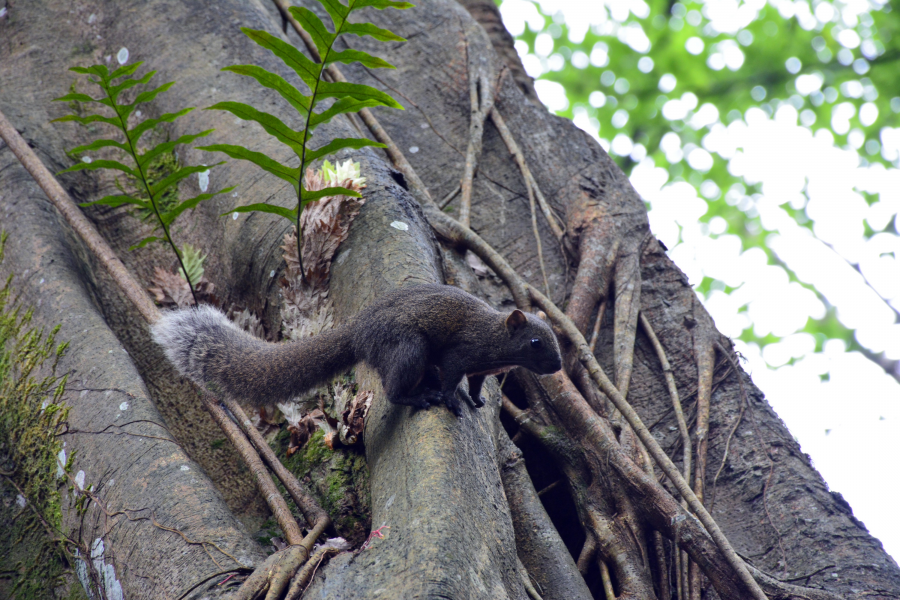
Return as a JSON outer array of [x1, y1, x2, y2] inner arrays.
[[53, 60, 233, 304], [198, 0, 411, 279]]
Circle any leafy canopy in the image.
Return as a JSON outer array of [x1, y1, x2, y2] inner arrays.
[[52, 62, 233, 301], [507, 0, 900, 367], [200, 0, 411, 273]]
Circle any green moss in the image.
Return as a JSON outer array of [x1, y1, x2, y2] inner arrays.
[[281, 428, 334, 476], [210, 438, 226, 450], [274, 425, 371, 545], [0, 234, 75, 600]]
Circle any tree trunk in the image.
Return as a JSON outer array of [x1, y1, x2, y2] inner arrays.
[[0, 1, 897, 599]]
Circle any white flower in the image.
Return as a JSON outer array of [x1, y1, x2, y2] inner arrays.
[[321, 159, 365, 188], [277, 401, 304, 428]]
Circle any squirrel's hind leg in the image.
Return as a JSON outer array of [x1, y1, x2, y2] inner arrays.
[[465, 375, 487, 408], [380, 337, 439, 410]]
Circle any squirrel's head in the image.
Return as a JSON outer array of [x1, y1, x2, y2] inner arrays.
[[504, 309, 562, 375]]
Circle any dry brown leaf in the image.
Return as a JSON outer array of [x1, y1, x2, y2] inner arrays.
[[148, 267, 216, 308], [339, 389, 373, 446], [285, 408, 336, 456], [227, 306, 266, 339]]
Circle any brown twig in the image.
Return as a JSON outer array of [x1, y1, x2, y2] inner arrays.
[[490, 107, 564, 240], [200, 394, 304, 546], [525, 164, 551, 296], [536, 479, 561, 497], [575, 535, 597, 576], [425, 204, 532, 309], [526, 283, 768, 600], [439, 185, 461, 209], [220, 396, 329, 529], [709, 352, 745, 512], [598, 559, 616, 600], [518, 556, 545, 600], [0, 109, 158, 323], [458, 28, 495, 228], [589, 301, 607, 353], [640, 311, 692, 598], [688, 311, 716, 600]]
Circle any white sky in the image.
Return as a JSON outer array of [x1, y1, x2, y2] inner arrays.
[[500, 0, 900, 563]]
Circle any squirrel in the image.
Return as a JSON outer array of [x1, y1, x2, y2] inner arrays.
[[151, 284, 562, 416]]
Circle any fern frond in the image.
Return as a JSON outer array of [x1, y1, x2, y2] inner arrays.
[[178, 244, 206, 286], [54, 61, 230, 304], [205, 0, 411, 277]]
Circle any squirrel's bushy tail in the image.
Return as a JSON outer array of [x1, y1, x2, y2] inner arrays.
[[152, 305, 356, 406]]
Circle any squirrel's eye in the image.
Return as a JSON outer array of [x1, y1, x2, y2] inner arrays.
[[530, 338, 542, 349]]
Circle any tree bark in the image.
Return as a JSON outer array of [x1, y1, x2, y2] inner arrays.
[[1, 1, 899, 599]]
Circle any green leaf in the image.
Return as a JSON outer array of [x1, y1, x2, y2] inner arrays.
[[70, 65, 109, 78], [318, 0, 349, 25], [79, 193, 147, 209], [223, 202, 297, 222], [316, 81, 403, 110], [132, 81, 176, 107], [301, 185, 362, 205], [109, 62, 142, 81], [343, 22, 406, 42], [50, 113, 121, 128], [309, 97, 383, 130], [129, 236, 162, 251], [290, 7, 336, 58], [178, 243, 206, 285], [303, 137, 386, 166], [162, 186, 236, 226], [138, 130, 214, 168], [59, 159, 137, 178], [241, 28, 321, 91], [108, 70, 155, 103], [52, 92, 98, 104], [351, 0, 415, 9], [149, 164, 216, 197], [128, 107, 194, 146], [66, 138, 131, 156], [222, 65, 311, 115], [206, 102, 305, 156], [326, 48, 395, 70], [199, 144, 300, 190]]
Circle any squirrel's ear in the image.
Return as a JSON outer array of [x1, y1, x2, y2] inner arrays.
[[506, 309, 528, 333]]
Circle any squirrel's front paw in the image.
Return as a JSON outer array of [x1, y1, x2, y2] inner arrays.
[[443, 392, 464, 417], [469, 393, 486, 408], [417, 389, 444, 409]]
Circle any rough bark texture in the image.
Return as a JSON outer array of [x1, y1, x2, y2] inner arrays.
[[0, 131, 265, 599], [1, 0, 899, 599]]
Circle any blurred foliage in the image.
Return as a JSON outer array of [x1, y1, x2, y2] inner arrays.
[[501, 0, 900, 362]]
